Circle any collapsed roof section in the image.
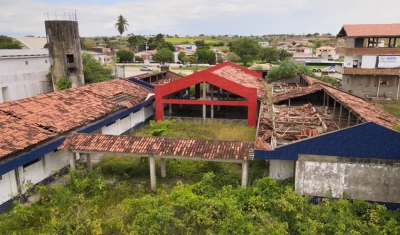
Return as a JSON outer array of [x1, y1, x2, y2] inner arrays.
[[256, 74, 400, 150]]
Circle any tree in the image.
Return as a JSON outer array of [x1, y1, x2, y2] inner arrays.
[[194, 40, 207, 48], [267, 61, 313, 82], [314, 40, 323, 49], [152, 48, 174, 64], [115, 15, 129, 48], [230, 38, 261, 66], [0, 35, 23, 49], [216, 55, 224, 64], [261, 47, 278, 63], [195, 48, 216, 64], [127, 35, 145, 52], [226, 52, 241, 62], [178, 52, 186, 63], [277, 49, 293, 61], [82, 53, 113, 83], [156, 41, 176, 52], [116, 49, 134, 62]]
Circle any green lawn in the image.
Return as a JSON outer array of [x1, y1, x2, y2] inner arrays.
[[132, 120, 256, 142]]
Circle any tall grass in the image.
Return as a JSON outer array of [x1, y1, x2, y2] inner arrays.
[[132, 120, 256, 142]]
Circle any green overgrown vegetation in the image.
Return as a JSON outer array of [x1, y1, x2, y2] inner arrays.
[[1, 157, 399, 235], [133, 120, 256, 142], [0, 35, 23, 49], [314, 76, 339, 87], [376, 102, 400, 119], [56, 75, 72, 90], [267, 61, 313, 82]]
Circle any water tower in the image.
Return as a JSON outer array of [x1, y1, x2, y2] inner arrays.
[[44, 12, 85, 90]]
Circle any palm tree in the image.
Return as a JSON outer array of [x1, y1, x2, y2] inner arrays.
[[115, 15, 129, 49]]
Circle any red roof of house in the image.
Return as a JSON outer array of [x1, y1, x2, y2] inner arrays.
[[337, 23, 400, 37], [0, 79, 152, 159], [212, 66, 265, 98]]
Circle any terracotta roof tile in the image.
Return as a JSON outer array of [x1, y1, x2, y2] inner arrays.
[[273, 84, 323, 103], [59, 133, 254, 161], [0, 112, 56, 158], [338, 23, 400, 37], [212, 66, 265, 98], [321, 85, 400, 129], [0, 79, 152, 159]]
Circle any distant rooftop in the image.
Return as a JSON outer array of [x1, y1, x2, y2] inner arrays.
[[12, 37, 48, 49], [337, 23, 400, 37], [0, 49, 49, 59]]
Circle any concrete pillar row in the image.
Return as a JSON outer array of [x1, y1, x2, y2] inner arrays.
[[70, 153, 77, 170], [149, 156, 156, 191], [241, 160, 249, 187], [160, 158, 166, 178], [86, 153, 93, 172]]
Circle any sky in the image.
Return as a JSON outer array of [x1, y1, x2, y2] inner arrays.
[[0, 0, 399, 37]]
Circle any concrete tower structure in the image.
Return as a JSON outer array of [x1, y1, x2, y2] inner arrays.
[[44, 12, 85, 90]]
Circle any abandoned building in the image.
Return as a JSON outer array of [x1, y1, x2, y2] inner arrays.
[[45, 12, 85, 90], [0, 79, 154, 212], [255, 74, 400, 207], [336, 23, 400, 100], [1, 60, 400, 212], [154, 62, 264, 126]]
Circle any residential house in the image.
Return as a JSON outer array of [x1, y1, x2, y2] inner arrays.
[[258, 42, 270, 47], [336, 23, 400, 100], [316, 46, 338, 60]]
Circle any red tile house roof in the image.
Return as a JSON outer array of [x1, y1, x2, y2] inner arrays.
[[59, 133, 254, 161], [0, 79, 152, 159], [337, 23, 400, 37], [0, 112, 56, 158], [212, 66, 265, 98]]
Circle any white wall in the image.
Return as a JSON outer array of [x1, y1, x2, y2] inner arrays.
[[0, 170, 18, 204], [269, 160, 295, 180], [296, 158, 400, 203], [144, 104, 154, 119], [0, 56, 52, 103], [361, 55, 377, 68], [0, 104, 154, 206], [344, 55, 362, 68]]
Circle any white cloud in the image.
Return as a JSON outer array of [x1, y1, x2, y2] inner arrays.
[[0, 0, 399, 36]]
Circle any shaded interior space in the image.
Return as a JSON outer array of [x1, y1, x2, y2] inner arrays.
[[161, 82, 251, 121], [257, 88, 364, 150], [165, 104, 248, 119]]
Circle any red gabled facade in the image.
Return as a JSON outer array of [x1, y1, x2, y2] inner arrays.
[[154, 63, 262, 126]]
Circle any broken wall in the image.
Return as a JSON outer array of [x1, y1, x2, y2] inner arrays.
[[296, 154, 400, 203]]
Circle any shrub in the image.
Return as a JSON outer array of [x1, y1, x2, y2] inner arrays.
[[134, 56, 143, 62], [116, 49, 134, 62], [56, 76, 71, 90]]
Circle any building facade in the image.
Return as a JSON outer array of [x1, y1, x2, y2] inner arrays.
[[336, 23, 400, 100], [0, 49, 53, 103], [0, 79, 154, 212]]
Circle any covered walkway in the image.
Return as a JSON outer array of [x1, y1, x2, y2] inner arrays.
[[60, 133, 255, 190]]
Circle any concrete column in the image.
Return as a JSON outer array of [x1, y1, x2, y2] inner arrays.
[[326, 95, 329, 107], [86, 153, 93, 172], [333, 100, 336, 119], [149, 156, 156, 191], [323, 91, 326, 107], [217, 88, 220, 111], [202, 81, 206, 124], [269, 160, 295, 180], [347, 110, 351, 127], [69, 153, 77, 170], [160, 158, 166, 178], [211, 85, 214, 118], [338, 104, 343, 127], [241, 160, 249, 187], [168, 103, 172, 116]]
